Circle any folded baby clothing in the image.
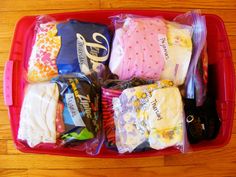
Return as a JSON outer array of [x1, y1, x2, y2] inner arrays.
[[109, 17, 168, 80], [52, 73, 101, 146], [113, 84, 184, 153], [146, 87, 184, 150], [160, 22, 192, 85], [102, 79, 173, 147], [56, 20, 111, 76], [27, 22, 61, 82], [18, 82, 59, 147]]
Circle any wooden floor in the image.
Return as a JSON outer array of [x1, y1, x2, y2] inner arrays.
[[1, 0, 236, 177]]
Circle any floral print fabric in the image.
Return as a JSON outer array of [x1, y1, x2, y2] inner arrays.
[[113, 83, 184, 153], [27, 22, 61, 82], [160, 22, 192, 85]]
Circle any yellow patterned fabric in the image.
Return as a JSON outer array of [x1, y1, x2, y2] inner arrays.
[[166, 22, 192, 49], [113, 81, 184, 153], [160, 22, 192, 85], [27, 22, 61, 82]]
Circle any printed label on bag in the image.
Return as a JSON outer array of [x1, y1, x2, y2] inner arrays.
[[65, 93, 86, 127], [76, 32, 110, 63], [77, 39, 90, 74], [148, 92, 163, 121], [158, 34, 169, 61], [69, 79, 92, 120]]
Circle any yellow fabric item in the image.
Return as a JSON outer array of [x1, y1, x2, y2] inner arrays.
[[113, 82, 184, 153], [27, 22, 61, 82], [160, 22, 192, 85]]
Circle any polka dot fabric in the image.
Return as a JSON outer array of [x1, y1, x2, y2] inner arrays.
[[109, 17, 168, 80]]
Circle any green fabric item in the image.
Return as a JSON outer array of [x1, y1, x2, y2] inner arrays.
[[62, 128, 94, 140]]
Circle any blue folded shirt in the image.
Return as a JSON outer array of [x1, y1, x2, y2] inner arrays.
[[56, 20, 111, 75]]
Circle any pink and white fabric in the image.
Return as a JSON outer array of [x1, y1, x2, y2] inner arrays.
[[109, 17, 168, 80]]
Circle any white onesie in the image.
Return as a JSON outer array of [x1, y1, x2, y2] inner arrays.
[[18, 82, 59, 147]]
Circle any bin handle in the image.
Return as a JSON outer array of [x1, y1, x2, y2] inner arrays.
[[4, 61, 13, 106]]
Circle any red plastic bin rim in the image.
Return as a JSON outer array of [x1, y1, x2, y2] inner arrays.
[[6, 9, 235, 158]]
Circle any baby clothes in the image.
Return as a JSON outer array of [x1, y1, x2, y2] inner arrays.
[[56, 20, 111, 76], [160, 22, 192, 85], [113, 84, 184, 153], [18, 83, 59, 147], [102, 79, 173, 147], [146, 87, 184, 150], [27, 22, 61, 82], [109, 17, 168, 80], [52, 73, 101, 145], [102, 88, 122, 147]]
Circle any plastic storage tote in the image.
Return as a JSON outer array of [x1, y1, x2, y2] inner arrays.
[[4, 10, 235, 157]]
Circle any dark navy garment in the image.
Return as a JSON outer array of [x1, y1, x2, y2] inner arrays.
[[56, 20, 111, 75]]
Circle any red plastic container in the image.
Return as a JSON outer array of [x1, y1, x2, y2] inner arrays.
[[4, 10, 235, 157]]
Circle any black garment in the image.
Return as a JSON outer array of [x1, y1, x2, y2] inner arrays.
[[184, 97, 221, 144]]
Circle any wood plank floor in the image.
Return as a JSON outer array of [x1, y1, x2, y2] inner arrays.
[[0, 0, 236, 176]]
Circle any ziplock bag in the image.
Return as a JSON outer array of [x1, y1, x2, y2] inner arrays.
[[109, 15, 168, 80], [174, 10, 220, 144], [56, 19, 111, 77], [112, 83, 188, 153], [18, 82, 59, 147], [174, 10, 208, 106], [160, 21, 193, 85], [109, 14, 193, 86], [102, 78, 155, 148], [26, 16, 61, 82], [52, 72, 104, 155]]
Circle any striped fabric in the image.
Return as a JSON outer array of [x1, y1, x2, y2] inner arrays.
[[102, 88, 122, 147]]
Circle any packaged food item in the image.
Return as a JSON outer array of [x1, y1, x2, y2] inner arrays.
[[52, 72, 103, 155], [56, 20, 111, 76], [27, 16, 61, 82], [18, 82, 59, 147], [112, 84, 186, 153]]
